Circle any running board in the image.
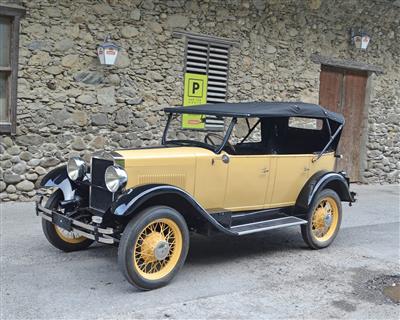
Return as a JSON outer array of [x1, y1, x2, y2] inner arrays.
[[229, 216, 307, 236]]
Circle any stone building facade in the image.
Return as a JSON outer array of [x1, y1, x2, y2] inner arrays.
[[0, 0, 399, 201]]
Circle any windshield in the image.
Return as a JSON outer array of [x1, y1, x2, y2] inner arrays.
[[163, 113, 234, 152]]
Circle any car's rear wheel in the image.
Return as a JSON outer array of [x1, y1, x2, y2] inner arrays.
[[42, 190, 94, 252], [301, 188, 342, 249], [118, 206, 189, 290]]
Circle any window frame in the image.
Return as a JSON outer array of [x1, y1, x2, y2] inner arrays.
[[0, 5, 25, 134], [288, 117, 323, 130], [173, 30, 239, 132]]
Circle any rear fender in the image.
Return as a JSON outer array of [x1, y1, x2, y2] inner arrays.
[[296, 171, 355, 211], [111, 184, 232, 235]]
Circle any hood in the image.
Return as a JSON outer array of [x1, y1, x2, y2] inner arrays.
[[114, 146, 211, 166], [111, 146, 213, 191]]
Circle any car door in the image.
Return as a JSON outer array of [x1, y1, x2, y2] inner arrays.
[[194, 149, 229, 211], [267, 154, 312, 207], [223, 154, 270, 211]]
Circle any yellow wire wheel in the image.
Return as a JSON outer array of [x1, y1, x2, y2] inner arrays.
[[118, 206, 189, 290], [42, 190, 93, 252], [301, 189, 342, 249], [133, 218, 183, 280], [311, 196, 339, 241], [54, 225, 87, 244]]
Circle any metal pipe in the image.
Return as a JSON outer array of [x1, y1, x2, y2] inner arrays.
[[161, 113, 173, 145], [216, 117, 237, 154], [313, 124, 343, 162], [325, 118, 332, 137], [239, 119, 261, 144]]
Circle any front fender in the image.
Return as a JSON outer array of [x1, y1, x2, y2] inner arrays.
[[40, 165, 76, 200], [296, 171, 355, 210], [111, 184, 233, 235]]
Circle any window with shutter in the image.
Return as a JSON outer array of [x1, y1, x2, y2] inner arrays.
[[0, 5, 25, 134], [174, 31, 238, 131]]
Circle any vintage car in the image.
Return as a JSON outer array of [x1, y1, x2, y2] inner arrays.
[[37, 101, 355, 290]]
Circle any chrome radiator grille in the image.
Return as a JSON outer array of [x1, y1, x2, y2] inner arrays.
[[90, 157, 114, 212]]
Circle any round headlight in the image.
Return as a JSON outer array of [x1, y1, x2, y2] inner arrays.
[[105, 166, 127, 192], [67, 157, 86, 181]]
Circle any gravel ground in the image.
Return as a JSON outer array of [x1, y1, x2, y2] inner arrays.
[[1, 184, 399, 320]]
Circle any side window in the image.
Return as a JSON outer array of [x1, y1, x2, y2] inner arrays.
[[230, 118, 265, 155], [0, 16, 13, 132], [284, 117, 328, 154], [288, 117, 323, 130], [0, 6, 25, 134], [232, 118, 261, 143]]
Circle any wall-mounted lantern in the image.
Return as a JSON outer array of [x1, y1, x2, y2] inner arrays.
[[350, 28, 370, 50], [97, 35, 120, 65]]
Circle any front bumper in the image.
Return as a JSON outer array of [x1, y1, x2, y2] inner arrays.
[[36, 199, 118, 245]]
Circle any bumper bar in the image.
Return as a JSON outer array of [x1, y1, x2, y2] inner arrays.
[[36, 201, 118, 244]]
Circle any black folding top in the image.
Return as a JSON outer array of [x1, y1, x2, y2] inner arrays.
[[164, 101, 344, 124]]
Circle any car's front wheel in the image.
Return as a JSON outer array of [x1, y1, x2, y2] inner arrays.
[[301, 188, 342, 249], [41, 190, 94, 252], [118, 206, 189, 290]]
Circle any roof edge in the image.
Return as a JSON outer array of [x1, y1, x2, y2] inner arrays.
[[164, 101, 345, 124]]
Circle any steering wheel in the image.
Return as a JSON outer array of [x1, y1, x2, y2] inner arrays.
[[204, 133, 236, 154]]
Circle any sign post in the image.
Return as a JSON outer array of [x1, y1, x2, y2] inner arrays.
[[182, 73, 208, 129]]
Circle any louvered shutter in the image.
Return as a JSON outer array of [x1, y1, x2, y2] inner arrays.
[[185, 38, 231, 130]]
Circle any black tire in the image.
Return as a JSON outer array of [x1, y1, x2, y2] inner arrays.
[[301, 188, 342, 249], [118, 206, 189, 290], [41, 190, 94, 252]]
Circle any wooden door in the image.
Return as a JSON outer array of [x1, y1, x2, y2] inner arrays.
[[319, 65, 368, 181]]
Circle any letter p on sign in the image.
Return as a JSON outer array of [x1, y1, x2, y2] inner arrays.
[[188, 79, 204, 97]]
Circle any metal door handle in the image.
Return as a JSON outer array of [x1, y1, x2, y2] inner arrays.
[[261, 168, 269, 174], [304, 167, 310, 171]]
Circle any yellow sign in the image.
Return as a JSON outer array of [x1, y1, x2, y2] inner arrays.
[[182, 73, 208, 129]]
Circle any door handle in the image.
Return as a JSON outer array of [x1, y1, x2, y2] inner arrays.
[[261, 167, 269, 174], [304, 167, 310, 172], [211, 154, 230, 165]]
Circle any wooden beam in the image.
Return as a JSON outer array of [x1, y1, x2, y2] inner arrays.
[[0, 4, 26, 17], [311, 54, 384, 75]]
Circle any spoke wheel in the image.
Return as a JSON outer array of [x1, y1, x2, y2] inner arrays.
[[311, 197, 339, 242], [301, 189, 342, 249], [133, 218, 183, 280], [54, 226, 87, 244], [118, 206, 189, 290], [42, 190, 94, 252]]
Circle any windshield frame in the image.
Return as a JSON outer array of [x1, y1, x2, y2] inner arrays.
[[162, 113, 237, 154]]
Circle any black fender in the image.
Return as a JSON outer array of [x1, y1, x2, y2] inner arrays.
[[296, 171, 355, 211], [40, 165, 77, 200], [111, 184, 233, 235]]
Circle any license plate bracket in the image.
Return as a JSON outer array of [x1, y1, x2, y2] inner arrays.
[[52, 213, 73, 231]]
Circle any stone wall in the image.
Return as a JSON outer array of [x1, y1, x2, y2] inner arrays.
[[1, 0, 399, 201]]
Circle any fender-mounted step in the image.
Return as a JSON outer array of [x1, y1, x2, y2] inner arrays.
[[229, 216, 307, 236]]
